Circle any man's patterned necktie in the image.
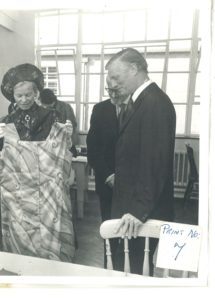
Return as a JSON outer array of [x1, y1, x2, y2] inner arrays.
[[118, 97, 133, 129]]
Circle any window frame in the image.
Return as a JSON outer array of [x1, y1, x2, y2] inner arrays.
[[35, 9, 201, 137]]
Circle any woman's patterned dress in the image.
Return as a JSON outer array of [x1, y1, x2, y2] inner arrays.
[[0, 122, 75, 262]]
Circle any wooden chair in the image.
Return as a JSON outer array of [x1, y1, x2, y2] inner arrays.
[[183, 143, 199, 208], [100, 219, 190, 278]]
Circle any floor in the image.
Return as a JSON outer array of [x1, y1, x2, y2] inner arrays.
[[72, 191, 104, 268], [72, 190, 199, 277]]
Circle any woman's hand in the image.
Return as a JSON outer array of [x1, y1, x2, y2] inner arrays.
[[65, 120, 73, 148], [65, 120, 73, 136], [0, 123, 6, 138]]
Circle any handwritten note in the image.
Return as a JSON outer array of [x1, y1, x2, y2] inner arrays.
[[156, 222, 202, 272]]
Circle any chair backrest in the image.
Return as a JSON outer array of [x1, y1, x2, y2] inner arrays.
[[185, 143, 199, 180], [100, 219, 189, 278]]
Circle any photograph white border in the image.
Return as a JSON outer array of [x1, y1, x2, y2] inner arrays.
[[0, 0, 214, 297]]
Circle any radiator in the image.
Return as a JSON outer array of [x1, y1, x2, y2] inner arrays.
[[174, 151, 189, 188]]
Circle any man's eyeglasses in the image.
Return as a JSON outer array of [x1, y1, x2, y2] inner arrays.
[[105, 87, 120, 94]]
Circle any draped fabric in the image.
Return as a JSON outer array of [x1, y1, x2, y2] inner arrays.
[[0, 122, 75, 262], [1, 102, 56, 143]]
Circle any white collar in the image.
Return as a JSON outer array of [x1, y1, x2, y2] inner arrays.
[[132, 79, 153, 102]]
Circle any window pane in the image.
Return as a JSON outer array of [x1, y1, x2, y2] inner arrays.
[[39, 16, 58, 44], [147, 58, 165, 72], [88, 75, 100, 100], [169, 40, 191, 52], [168, 57, 190, 72], [191, 105, 200, 135], [89, 59, 101, 73], [174, 104, 186, 135], [59, 74, 75, 95], [59, 14, 78, 44], [58, 60, 75, 73], [149, 73, 163, 88], [103, 13, 123, 42], [82, 58, 101, 74], [170, 10, 193, 38], [82, 45, 102, 55], [86, 104, 95, 131], [82, 74, 100, 102], [124, 11, 146, 41], [80, 103, 95, 131], [146, 9, 169, 40], [166, 73, 188, 103], [82, 14, 103, 43], [41, 61, 57, 71], [146, 45, 166, 54]]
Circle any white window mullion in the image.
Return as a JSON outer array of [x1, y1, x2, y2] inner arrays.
[[185, 10, 200, 136], [54, 50, 61, 95], [75, 10, 83, 132], [161, 11, 171, 92]]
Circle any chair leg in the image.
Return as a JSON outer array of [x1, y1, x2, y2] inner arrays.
[[183, 180, 194, 209]]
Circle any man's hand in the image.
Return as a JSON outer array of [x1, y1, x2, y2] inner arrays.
[[105, 174, 115, 188], [114, 213, 142, 239]]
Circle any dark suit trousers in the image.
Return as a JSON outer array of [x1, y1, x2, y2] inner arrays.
[[97, 183, 113, 222], [112, 237, 158, 276], [97, 183, 117, 268]]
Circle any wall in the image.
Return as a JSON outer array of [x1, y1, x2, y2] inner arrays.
[[0, 11, 35, 118]]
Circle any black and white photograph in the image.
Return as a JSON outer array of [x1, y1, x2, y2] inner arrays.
[[0, 0, 214, 299]]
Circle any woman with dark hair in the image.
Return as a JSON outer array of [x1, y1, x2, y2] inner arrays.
[[0, 63, 76, 262], [40, 88, 78, 157]]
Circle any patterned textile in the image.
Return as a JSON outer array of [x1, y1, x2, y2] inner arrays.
[[1, 102, 56, 143], [0, 122, 75, 262]]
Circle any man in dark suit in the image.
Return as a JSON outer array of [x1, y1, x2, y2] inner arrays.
[[87, 98, 118, 222], [87, 84, 129, 222], [105, 48, 176, 275], [87, 82, 129, 268]]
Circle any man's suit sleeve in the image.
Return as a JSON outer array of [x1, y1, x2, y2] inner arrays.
[[134, 95, 176, 222], [87, 105, 113, 182]]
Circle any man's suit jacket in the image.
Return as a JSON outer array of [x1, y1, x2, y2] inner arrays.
[[111, 82, 176, 222], [87, 99, 118, 195]]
